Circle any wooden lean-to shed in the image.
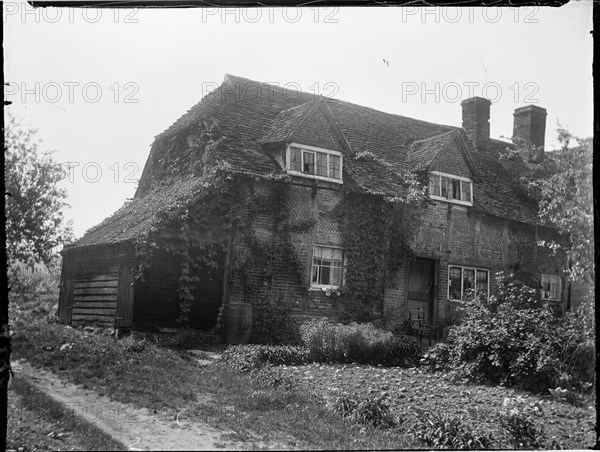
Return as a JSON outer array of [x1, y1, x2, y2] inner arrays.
[[59, 178, 226, 331]]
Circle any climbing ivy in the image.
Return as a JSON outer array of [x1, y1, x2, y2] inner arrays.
[[335, 172, 428, 323], [133, 116, 429, 332]]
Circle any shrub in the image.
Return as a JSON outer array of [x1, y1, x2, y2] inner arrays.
[[300, 319, 421, 366], [497, 396, 545, 449], [219, 344, 311, 372], [327, 390, 396, 428], [250, 292, 302, 345], [553, 295, 595, 391], [422, 272, 594, 392], [410, 409, 493, 450]]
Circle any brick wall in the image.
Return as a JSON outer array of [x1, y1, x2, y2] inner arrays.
[[227, 174, 566, 332]]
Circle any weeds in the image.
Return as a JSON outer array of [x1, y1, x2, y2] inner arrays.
[[327, 390, 397, 429], [410, 408, 493, 450], [300, 319, 421, 366]]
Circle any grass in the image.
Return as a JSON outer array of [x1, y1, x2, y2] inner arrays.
[[9, 293, 597, 450], [9, 293, 419, 449], [9, 376, 126, 451]]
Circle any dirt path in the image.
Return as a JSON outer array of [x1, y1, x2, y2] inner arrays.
[[11, 359, 265, 451]]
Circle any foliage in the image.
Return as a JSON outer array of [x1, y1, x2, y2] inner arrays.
[[505, 127, 593, 283], [4, 114, 73, 267], [552, 296, 596, 392], [250, 291, 302, 345], [250, 366, 296, 390], [135, 118, 311, 329], [423, 272, 595, 393], [300, 319, 421, 366], [497, 396, 545, 449], [335, 191, 425, 322], [219, 344, 311, 372], [327, 390, 397, 428], [410, 408, 493, 450], [8, 264, 60, 298]]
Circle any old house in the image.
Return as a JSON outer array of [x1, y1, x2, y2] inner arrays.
[[58, 74, 567, 335]]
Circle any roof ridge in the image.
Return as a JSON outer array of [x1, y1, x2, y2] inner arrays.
[[222, 74, 459, 132]]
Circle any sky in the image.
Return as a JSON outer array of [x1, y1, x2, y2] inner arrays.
[[3, 1, 593, 239]]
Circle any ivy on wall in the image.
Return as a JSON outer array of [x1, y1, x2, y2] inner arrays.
[[335, 170, 429, 323], [133, 115, 430, 332]]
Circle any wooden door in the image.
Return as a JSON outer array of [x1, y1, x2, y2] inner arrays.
[[407, 258, 435, 324]]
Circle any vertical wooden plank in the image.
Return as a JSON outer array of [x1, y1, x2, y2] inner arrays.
[[65, 279, 75, 324], [116, 264, 134, 327], [58, 259, 67, 323]]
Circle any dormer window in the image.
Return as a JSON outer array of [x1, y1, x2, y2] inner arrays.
[[286, 144, 343, 183], [429, 171, 473, 206]]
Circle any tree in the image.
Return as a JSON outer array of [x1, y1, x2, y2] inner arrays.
[[4, 114, 73, 268], [504, 125, 593, 284]]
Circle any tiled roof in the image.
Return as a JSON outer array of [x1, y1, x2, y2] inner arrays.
[[75, 74, 543, 247], [260, 101, 320, 144], [72, 177, 207, 247], [409, 130, 457, 171]]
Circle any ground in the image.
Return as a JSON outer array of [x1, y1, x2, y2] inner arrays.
[[7, 293, 596, 450], [8, 387, 89, 452], [7, 354, 596, 450]]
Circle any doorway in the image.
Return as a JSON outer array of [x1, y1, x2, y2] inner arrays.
[[407, 258, 436, 325]]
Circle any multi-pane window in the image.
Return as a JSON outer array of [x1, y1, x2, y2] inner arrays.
[[288, 145, 342, 182], [541, 274, 561, 301], [429, 172, 473, 205], [448, 265, 489, 300], [311, 246, 344, 287]]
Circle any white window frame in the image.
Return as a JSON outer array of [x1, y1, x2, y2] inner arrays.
[[429, 171, 473, 206], [310, 245, 345, 290], [541, 273, 562, 301], [286, 143, 343, 184], [447, 265, 490, 301]]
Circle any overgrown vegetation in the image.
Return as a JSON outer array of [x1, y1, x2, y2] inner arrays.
[[409, 408, 493, 450], [335, 189, 426, 322], [504, 127, 593, 283], [327, 390, 397, 429], [423, 272, 595, 395], [300, 319, 421, 366], [11, 293, 595, 450], [219, 344, 311, 372]]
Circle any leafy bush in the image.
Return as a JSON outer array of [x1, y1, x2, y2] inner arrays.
[[328, 390, 396, 428], [553, 295, 595, 392], [219, 344, 311, 372], [410, 408, 493, 450], [422, 272, 595, 392], [250, 293, 302, 345], [497, 396, 545, 449], [300, 319, 421, 366]]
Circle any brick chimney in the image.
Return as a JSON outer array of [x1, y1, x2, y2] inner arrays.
[[461, 97, 491, 151], [513, 105, 547, 149]]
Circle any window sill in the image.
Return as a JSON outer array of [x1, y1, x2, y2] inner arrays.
[[430, 195, 473, 207], [287, 170, 343, 184], [309, 285, 341, 291]]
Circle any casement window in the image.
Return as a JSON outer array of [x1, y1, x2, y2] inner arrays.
[[287, 144, 343, 183], [311, 246, 344, 288], [541, 274, 561, 301], [429, 171, 473, 206], [448, 265, 489, 300]]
